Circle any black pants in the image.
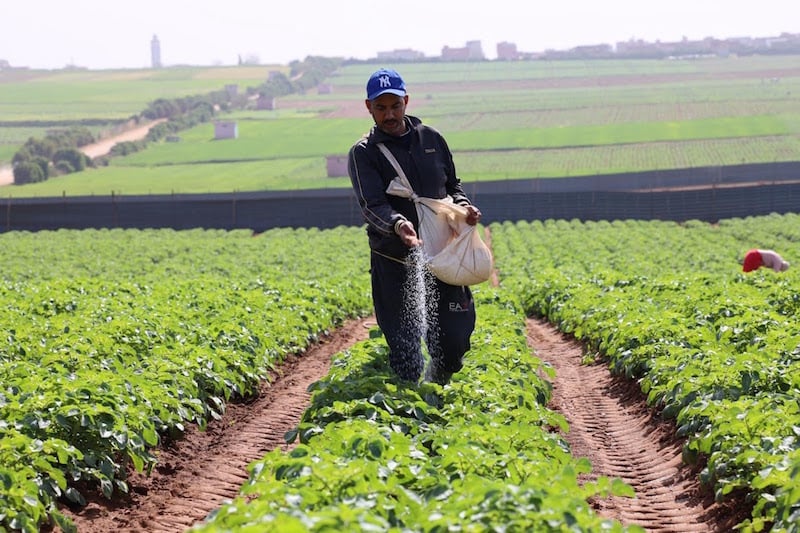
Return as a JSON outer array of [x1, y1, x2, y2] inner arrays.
[[370, 251, 476, 383]]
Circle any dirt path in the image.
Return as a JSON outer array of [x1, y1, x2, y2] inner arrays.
[[57, 316, 374, 533], [527, 318, 747, 531], [55, 315, 749, 532], [0, 120, 166, 187]]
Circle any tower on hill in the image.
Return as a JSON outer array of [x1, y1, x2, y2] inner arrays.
[[151, 35, 162, 68]]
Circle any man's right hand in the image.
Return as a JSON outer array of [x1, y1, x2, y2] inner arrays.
[[396, 220, 422, 248]]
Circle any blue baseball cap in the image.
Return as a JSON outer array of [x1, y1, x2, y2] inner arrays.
[[366, 68, 406, 100]]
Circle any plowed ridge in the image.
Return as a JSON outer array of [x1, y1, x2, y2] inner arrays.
[[527, 317, 745, 532], [58, 317, 374, 533], [59, 315, 749, 532]]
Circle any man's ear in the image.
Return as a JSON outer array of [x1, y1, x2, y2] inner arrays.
[[364, 99, 372, 112]]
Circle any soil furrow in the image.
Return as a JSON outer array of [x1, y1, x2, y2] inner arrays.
[[527, 317, 746, 532], [56, 314, 749, 532], [57, 317, 374, 532]]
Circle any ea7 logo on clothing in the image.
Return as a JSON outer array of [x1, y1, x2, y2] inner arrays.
[[379, 75, 392, 88], [449, 301, 470, 312]]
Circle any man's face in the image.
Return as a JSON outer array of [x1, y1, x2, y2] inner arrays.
[[366, 93, 408, 137]]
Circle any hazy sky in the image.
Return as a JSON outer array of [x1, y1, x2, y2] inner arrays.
[[2, 0, 795, 69]]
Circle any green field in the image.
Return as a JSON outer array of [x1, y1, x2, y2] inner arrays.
[[2, 56, 799, 197], [0, 65, 286, 121], [4, 214, 800, 531]]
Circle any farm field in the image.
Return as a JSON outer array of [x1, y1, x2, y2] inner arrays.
[[2, 213, 800, 531], [1, 56, 799, 197], [0, 64, 289, 170]]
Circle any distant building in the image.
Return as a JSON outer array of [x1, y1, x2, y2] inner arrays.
[[257, 95, 276, 110], [317, 83, 333, 94], [496, 42, 519, 60], [326, 155, 348, 177], [256, 94, 278, 111], [441, 40, 484, 61], [214, 121, 238, 140], [151, 35, 162, 68]]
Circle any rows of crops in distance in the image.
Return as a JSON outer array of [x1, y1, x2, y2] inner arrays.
[[414, 81, 800, 119], [428, 100, 796, 131], [3, 56, 800, 198], [0, 65, 287, 122], [190, 292, 639, 532], [328, 55, 800, 85], [10, 133, 800, 199], [490, 213, 800, 530], [0, 226, 372, 532], [9, 136, 800, 198], [454, 136, 800, 181]]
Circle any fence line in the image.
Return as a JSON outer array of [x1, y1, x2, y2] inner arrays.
[[2, 162, 799, 232]]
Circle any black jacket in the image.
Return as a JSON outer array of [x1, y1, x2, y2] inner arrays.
[[348, 115, 472, 260]]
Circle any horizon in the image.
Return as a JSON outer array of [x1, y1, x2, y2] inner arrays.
[[2, 0, 796, 70]]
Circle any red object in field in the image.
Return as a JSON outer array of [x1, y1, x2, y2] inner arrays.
[[742, 249, 763, 272]]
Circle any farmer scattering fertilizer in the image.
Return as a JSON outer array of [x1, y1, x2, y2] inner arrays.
[[348, 68, 483, 386]]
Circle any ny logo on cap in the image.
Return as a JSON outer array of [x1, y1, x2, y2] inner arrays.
[[379, 75, 392, 88]]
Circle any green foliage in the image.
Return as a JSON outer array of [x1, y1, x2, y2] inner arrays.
[[108, 140, 146, 157], [12, 161, 45, 184], [490, 213, 800, 529], [52, 148, 89, 173], [0, 226, 372, 531], [193, 296, 638, 532]]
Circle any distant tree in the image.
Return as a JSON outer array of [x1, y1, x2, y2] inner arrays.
[[53, 148, 89, 173], [31, 156, 50, 179], [141, 98, 182, 120], [53, 160, 75, 175], [109, 140, 146, 157], [20, 137, 58, 160], [12, 146, 32, 166], [13, 161, 45, 184]]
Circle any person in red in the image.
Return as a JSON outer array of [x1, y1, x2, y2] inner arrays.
[[742, 249, 790, 272]]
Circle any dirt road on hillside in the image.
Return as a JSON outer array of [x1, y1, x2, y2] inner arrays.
[[55, 309, 750, 532], [0, 119, 165, 187]]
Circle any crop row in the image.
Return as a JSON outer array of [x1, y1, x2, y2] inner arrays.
[[490, 213, 800, 531], [3, 213, 800, 531], [189, 292, 639, 532], [0, 227, 372, 532]]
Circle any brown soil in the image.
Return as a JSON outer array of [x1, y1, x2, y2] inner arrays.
[[80, 119, 168, 160], [527, 319, 748, 531], [56, 316, 375, 532], [53, 312, 751, 533]]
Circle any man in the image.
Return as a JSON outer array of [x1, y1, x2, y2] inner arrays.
[[348, 68, 482, 385]]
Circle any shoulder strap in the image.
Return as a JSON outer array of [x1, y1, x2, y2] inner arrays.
[[377, 143, 408, 181]]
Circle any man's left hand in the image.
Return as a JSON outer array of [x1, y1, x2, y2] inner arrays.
[[465, 205, 482, 226]]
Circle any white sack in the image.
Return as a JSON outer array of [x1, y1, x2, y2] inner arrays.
[[384, 162, 493, 286]]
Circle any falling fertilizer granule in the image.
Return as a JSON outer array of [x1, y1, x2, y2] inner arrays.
[[402, 247, 441, 381]]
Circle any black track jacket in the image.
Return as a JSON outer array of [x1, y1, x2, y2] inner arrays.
[[348, 115, 473, 261]]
